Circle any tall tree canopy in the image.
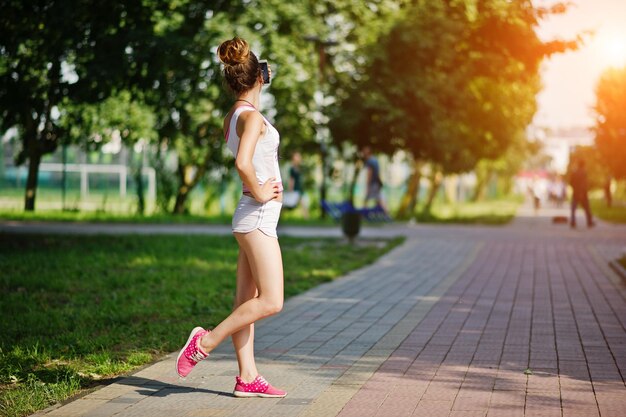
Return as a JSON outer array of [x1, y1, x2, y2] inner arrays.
[[1, 0, 580, 213], [0, 0, 162, 210], [331, 0, 575, 164], [329, 0, 578, 215], [594, 66, 626, 181], [141, 1, 324, 213]]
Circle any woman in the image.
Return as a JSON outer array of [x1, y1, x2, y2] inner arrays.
[[175, 36, 286, 398]]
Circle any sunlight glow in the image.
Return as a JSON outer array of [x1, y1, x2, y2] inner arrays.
[[598, 32, 626, 68]]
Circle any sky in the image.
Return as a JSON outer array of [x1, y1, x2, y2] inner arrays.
[[533, 0, 626, 129]]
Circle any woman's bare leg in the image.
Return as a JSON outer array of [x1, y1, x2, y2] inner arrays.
[[231, 248, 260, 382], [199, 230, 283, 356]]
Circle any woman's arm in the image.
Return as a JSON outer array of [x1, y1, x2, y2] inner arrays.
[[235, 111, 280, 203]]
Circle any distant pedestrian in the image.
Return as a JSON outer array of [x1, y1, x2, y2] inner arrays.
[[569, 159, 595, 228], [175, 36, 286, 398], [554, 175, 567, 208], [530, 176, 543, 213], [361, 146, 386, 211]]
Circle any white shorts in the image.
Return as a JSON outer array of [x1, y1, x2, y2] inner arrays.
[[232, 195, 283, 238]]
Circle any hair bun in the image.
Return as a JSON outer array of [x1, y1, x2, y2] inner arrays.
[[218, 37, 250, 66]]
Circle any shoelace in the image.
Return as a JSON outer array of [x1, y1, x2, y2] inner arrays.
[[256, 376, 269, 390], [238, 376, 268, 389], [189, 350, 206, 363]]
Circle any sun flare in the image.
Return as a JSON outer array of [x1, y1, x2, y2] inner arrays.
[[598, 32, 626, 68]]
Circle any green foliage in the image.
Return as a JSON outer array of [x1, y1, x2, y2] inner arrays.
[[594, 66, 626, 180], [133, 1, 326, 213], [0, 233, 403, 417], [238, 2, 320, 154], [330, 0, 574, 174], [0, 0, 176, 209], [60, 90, 156, 149], [472, 136, 541, 200], [1, 0, 580, 214], [130, 2, 234, 213]]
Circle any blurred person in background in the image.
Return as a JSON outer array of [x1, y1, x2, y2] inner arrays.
[[361, 146, 386, 212], [569, 159, 595, 228]]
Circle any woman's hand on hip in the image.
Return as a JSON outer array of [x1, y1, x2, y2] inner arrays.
[[256, 177, 281, 203]]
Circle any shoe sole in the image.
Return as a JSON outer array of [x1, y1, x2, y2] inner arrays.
[[233, 391, 286, 398], [176, 326, 204, 378]]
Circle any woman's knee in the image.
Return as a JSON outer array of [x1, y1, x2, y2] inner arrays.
[[259, 297, 283, 317]]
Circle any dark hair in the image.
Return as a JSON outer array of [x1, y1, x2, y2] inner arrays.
[[217, 37, 261, 95]]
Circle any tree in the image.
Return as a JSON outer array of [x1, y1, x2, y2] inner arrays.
[[154, 1, 405, 214], [329, 0, 579, 218], [594, 66, 626, 181], [471, 135, 540, 201], [137, 1, 324, 214], [131, 2, 236, 214], [60, 90, 156, 214], [0, 0, 161, 210]]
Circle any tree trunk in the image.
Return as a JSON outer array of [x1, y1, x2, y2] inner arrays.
[[604, 178, 612, 208], [500, 176, 513, 196], [396, 160, 422, 219], [422, 170, 442, 215], [24, 151, 42, 211], [173, 163, 192, 215], [472, 168, 492, 202], [172, 160, 208, 215], [173, 186, 190, 214], [135, 166, 145, 215]]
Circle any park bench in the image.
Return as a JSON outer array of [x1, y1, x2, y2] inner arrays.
[[321, 200, 392, 223]]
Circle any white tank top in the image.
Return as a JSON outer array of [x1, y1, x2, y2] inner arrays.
[[225, 105, 283, 193]]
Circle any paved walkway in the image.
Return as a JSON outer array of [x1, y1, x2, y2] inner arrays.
[[19, 206, 626, 417]]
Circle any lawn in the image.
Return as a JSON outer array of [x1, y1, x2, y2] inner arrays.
[[0, 198, 522, 226], [0, 208, 234, 224], [591, 200, 626, 224], [413, 199, 520, 225], [0, 233, 403, 417]]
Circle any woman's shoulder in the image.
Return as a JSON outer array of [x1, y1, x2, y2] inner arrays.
[[238, 107, 264, 126], [234, 106, 266, 137]]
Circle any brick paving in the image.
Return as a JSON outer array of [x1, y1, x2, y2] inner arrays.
[[26, 206, 626, 417], [338, 240, 626, 417]]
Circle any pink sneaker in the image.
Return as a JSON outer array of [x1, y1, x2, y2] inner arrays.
[[175, 326, 209, 378], [233, 375, 287, 398]]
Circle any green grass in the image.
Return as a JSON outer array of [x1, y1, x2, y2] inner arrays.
[[0, 208, 337, 227], [0, 233, 403, 417], [413, 199, 520, 225], [1, 197, 522, 226], [591, 200, 626, 224], [0, 208, 339, 227], [0, 209, 234, 225]]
